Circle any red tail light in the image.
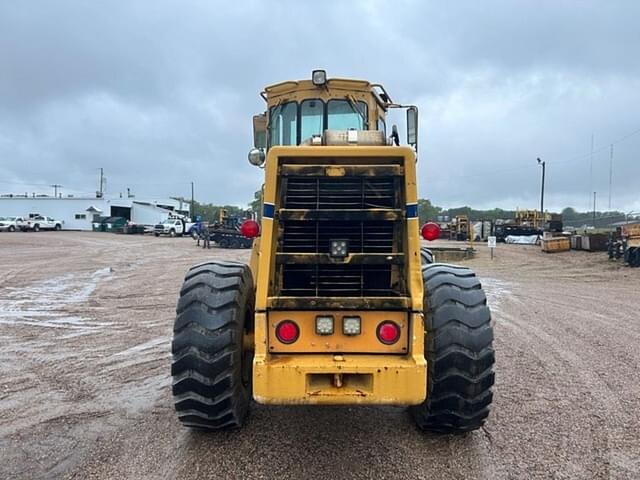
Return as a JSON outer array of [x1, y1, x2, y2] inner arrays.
[[240, 219, 260, 239], [377, 321, 400, 345], [421, 222, 441, 241], [275, 320, 299, 344]]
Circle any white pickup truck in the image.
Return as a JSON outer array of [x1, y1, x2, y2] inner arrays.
[[154, 218, 187, 237], [0, 216, 26, 232], [20, 215, 64, 232]]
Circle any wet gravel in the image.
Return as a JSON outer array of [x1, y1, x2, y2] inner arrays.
[[0, 232, 639, 479]]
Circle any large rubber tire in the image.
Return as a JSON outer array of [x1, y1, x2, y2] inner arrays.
[[55, 224, 61, 231], [410, 264, 495, 433], [230, 238, 240, 249], [34, 224, 40, 232], [8, 225, 15, 232], [171, 261, 254, 430], [218, 238, 229, 248], [420, 247, 434, 265], [169, 229, 176, 237]]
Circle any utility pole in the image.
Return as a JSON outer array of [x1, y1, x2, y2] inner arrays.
[[589, 133, 594, 212], [98, 168, 104, 197], [537, 158, 545, 230], [51, 184, 62, 197], [593, 191, 597, 228], [608, 144, 613, 210], [191, 181, 195, 219]]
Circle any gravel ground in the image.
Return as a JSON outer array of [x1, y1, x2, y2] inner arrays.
[[0, 232, 638, 479]]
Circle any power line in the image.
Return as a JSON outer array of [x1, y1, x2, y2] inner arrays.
[[589, 133, 594, 212]]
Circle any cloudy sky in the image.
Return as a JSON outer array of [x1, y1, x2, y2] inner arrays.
[[1, 0, 639, 213]]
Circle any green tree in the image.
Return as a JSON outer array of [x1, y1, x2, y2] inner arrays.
[[417, 198, 442, 224], [561, 207, 578, 220]]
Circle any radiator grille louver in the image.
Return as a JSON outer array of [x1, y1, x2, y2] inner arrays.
[[284, 178, 395, 209], [281, 264, 393, 297], [281, 220, 394, 254]]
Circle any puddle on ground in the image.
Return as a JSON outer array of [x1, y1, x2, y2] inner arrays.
[[0, 268, 113, 332], [480, 277, 513, 314], [111, 337, 168, 357]]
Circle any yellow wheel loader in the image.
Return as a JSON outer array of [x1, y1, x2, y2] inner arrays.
[[171, 71, 494, 433]]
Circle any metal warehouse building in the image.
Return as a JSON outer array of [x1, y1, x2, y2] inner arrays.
[[0, 195, 191, 230]]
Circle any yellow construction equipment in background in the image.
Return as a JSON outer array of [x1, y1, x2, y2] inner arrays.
[[170, 71, 495, 433], [452, 214, 471, 241]]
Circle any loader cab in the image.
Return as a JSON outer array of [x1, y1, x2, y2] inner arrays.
[[248, 70, 418, 166]]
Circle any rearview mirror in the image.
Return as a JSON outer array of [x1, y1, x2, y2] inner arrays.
[[253, 113, 267, 149], [407, 106, 418, 147]]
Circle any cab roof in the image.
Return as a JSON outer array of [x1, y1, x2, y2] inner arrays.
[[262, 77, 392, 108]]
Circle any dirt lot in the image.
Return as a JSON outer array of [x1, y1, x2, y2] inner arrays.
[[1, 232, 639, 479]]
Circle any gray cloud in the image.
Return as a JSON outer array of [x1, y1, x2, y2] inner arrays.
[[1, 0, 638, 212]]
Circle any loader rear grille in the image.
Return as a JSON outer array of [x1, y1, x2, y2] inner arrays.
[[277, 172, 405, 299]]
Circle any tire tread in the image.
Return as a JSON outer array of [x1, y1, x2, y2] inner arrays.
[[171, 260, 253, 430], [411, 263, 495, 433]]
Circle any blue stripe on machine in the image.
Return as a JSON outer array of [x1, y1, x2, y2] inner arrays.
[[263, 203, 275, 218], [406, 203, 418, 218]]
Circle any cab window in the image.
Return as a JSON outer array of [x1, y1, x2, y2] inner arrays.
[[327, 100, 368, 130], [300, 99, 324, 141], [269, 102, 297, 146]]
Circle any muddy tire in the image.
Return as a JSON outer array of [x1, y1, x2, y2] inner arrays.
[[420, 247, 434, 265], [410, 264, 494, 433], [171, 261, 254, 430]]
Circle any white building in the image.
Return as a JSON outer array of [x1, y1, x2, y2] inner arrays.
[[0, 195, 191, 230]]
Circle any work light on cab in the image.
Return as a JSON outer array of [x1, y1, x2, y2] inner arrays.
[[240, 219, 260, 239], [421, 222, 441, 241], [276, 320, 299, 344]]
